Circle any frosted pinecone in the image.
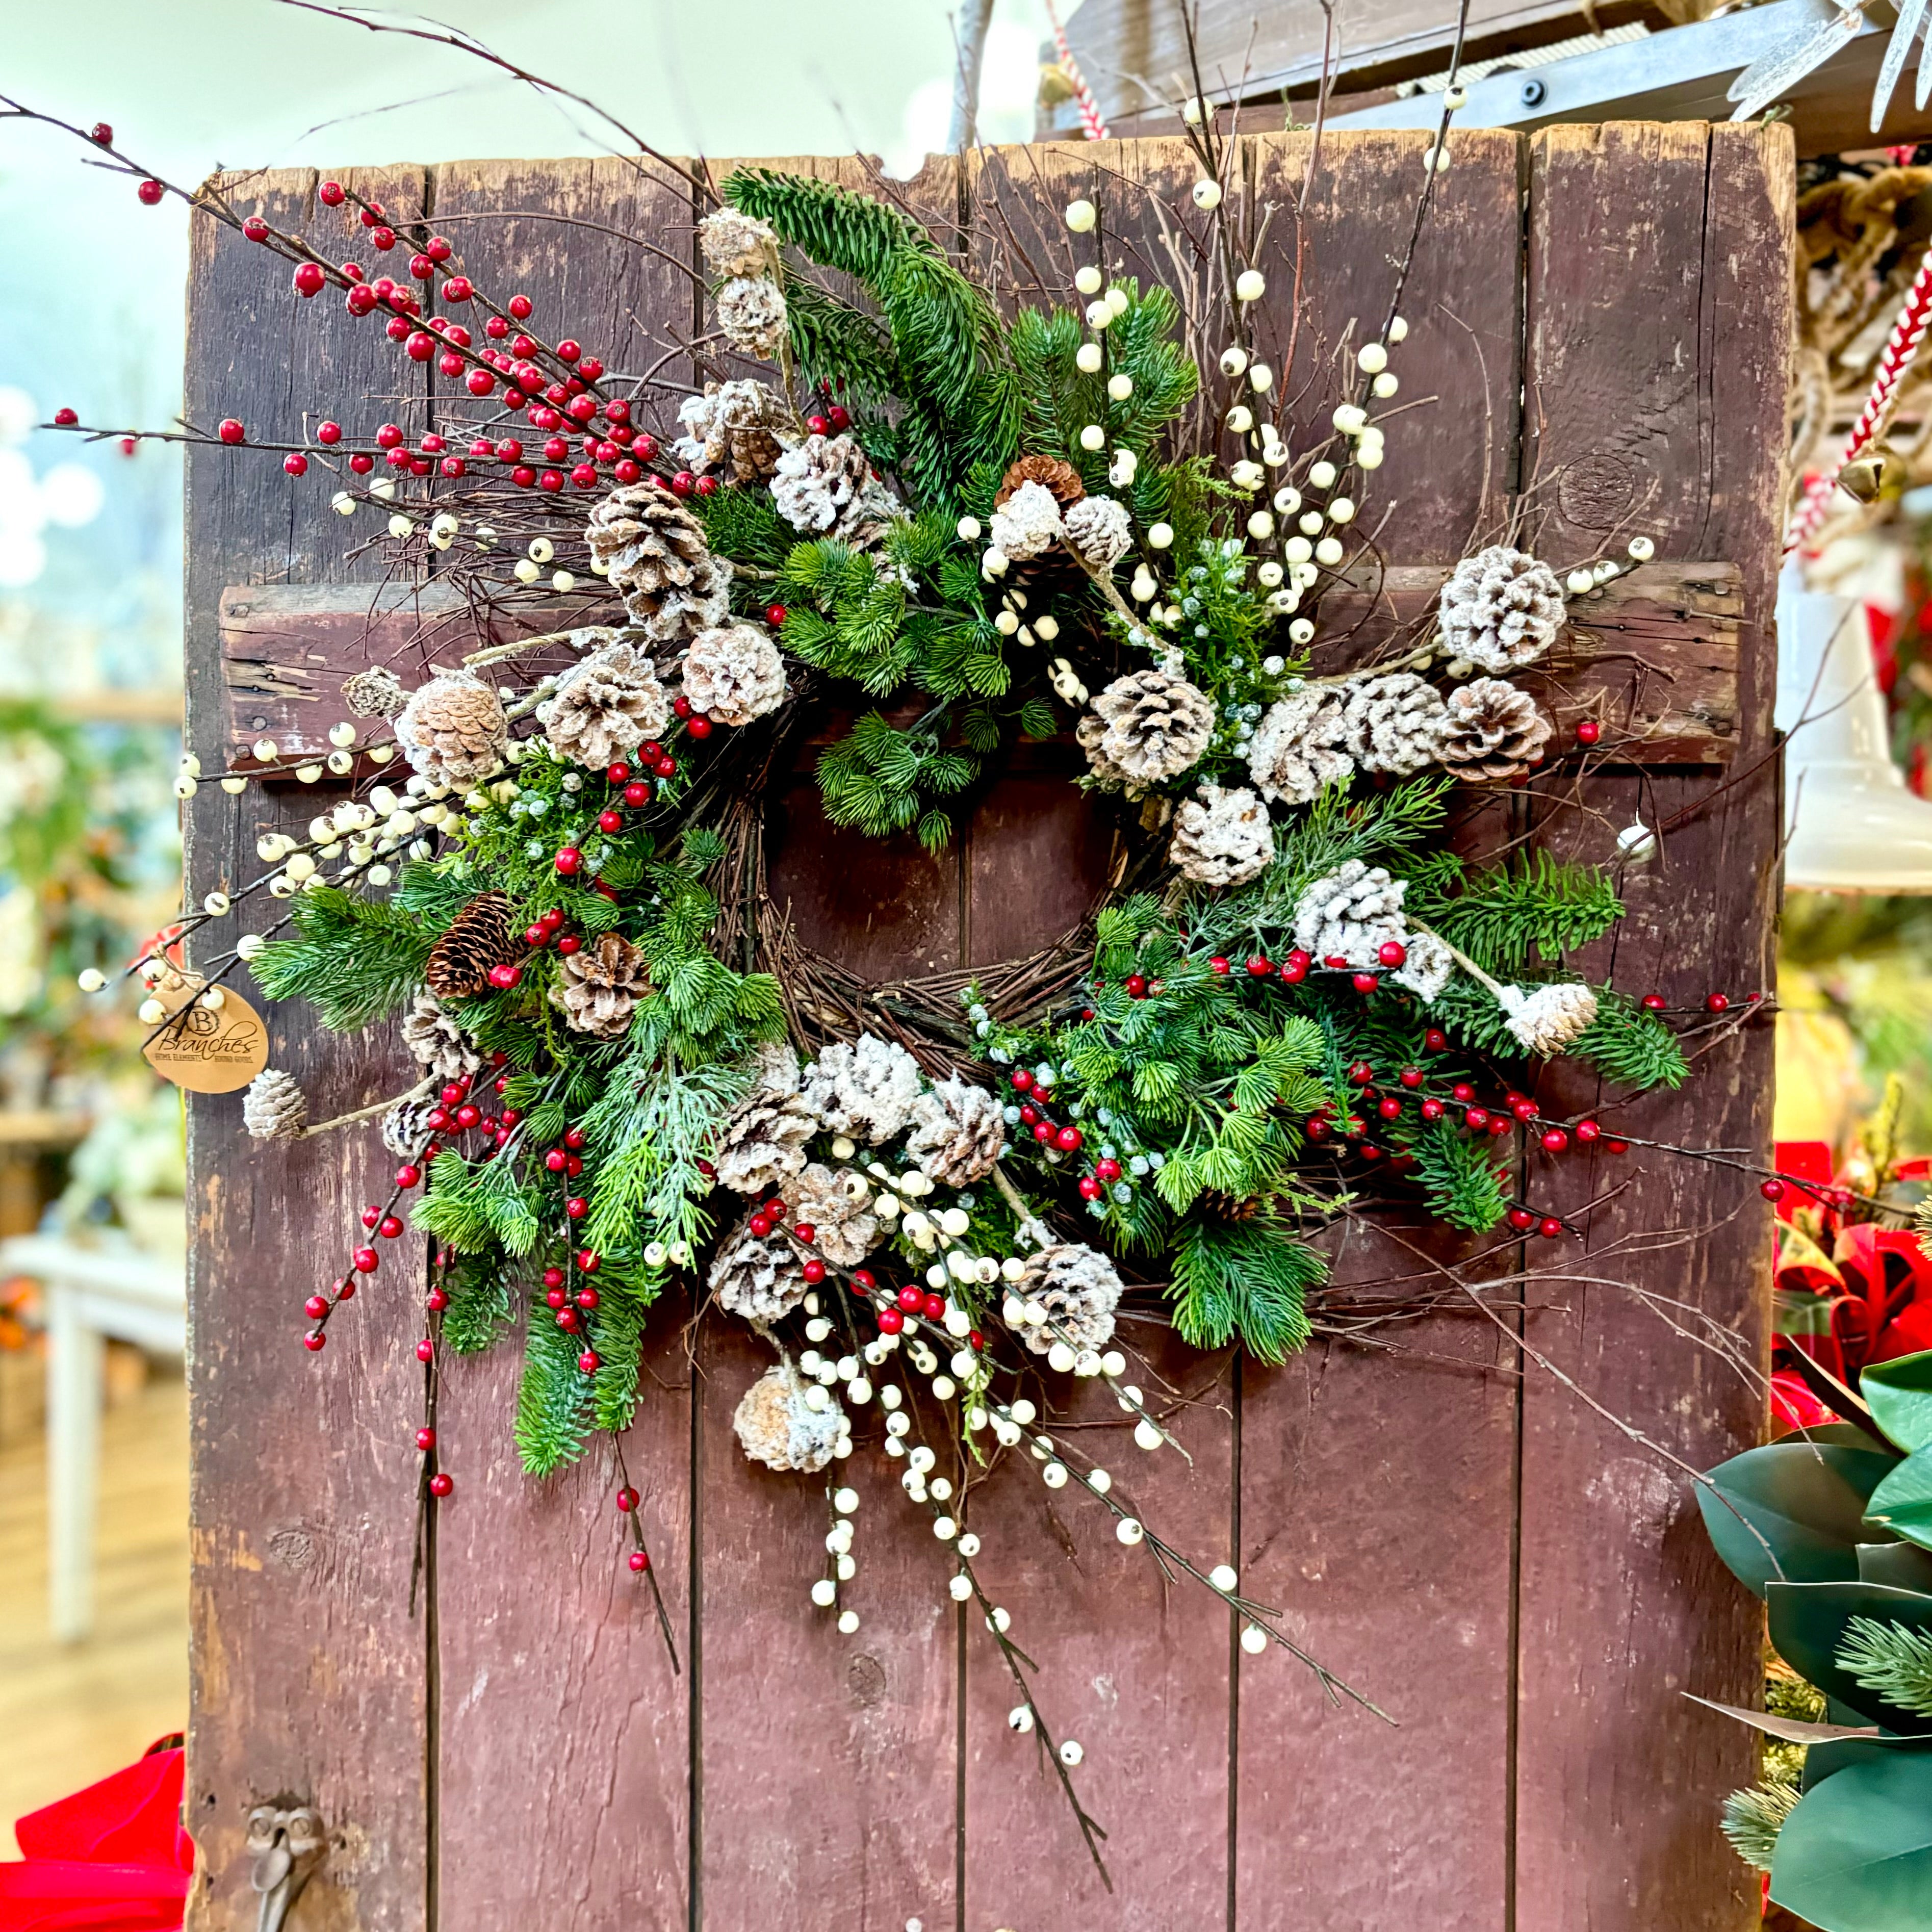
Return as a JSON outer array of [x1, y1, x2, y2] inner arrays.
[[712, 1042, 813, 1194], [1247, 688, 1353, 804], [1062, 494, 1132, 569], [1435, 678, 1553, 783], [1169, 783, 1274, 888], [1439, 546, 1565, 673], [681, 625, 787, 726], [1016, 1243, 1123, 1357], [1392, 932, 1455, 1002], [700, 207, 778, 279], [241, 1068, 307, 1141], [400, 990, 480, 1081], [1501, 981, 1598, 1054], [801, 1033, 924, 1145], [1075, 712, 1134, 792], [674, 378, 793, 484], [537, 638, 671, 769], [771, 433, 872, 535], [1090, 667, 1216, 785], [792, 1163, 881, 1267], [733, 1362, 844, 1473], [716, 275, 788, 357], [710, 1227, 808, 1325], [585, 485, 732, 645], [904, 1077, 1006, 1186], [989, 479, 1065, 561], [1292, 860, 1409, 968], [342, 664, 408, 719], [394, 671, 507, 788], [1342, 672, 1449, 776], [381, 1093, 440, 1160]]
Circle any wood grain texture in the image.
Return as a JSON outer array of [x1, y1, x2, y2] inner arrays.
[[185, 167, 434, 1932], [422, 152, 699, 1932], [1513, 121, 1791, 1932], [1234, 124, 1524, 1932]]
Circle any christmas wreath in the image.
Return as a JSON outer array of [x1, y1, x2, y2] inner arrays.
[[34, 95, 1739, 1874]]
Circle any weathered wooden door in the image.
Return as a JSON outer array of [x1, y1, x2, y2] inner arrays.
[[183, 124, 1790, 1930]]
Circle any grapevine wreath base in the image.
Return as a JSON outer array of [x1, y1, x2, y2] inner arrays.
[[19, 73, 1790, 1882]]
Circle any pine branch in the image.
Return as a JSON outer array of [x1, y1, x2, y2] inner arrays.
[[249, 885, 436, 1031], [1169, 1218, 1321, 1361], [1836, 1614, 1932, 1715], [1404, 1116, 1509, 1231], [1720, 1779, 1798, 1873]]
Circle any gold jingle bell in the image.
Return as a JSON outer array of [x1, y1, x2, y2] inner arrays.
[[1838, 446, 1907, 504]]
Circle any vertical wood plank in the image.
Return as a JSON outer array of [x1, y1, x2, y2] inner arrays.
[[698, 152, 966, 1932], [185, 167, 433, 1932], [962, 135, 1239, 1930], [422, 152, 699, 1932], [1232, 126, 1526, 1932], [1514, 121, 1790, 1932]]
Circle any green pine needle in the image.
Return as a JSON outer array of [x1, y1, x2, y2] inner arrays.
[[1720, 1780, 1799, 1873], [1169, 1219, 1322, 1363], [1836, 1615, 1932, 1715]]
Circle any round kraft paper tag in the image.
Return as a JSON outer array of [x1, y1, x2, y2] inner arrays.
[[141, 976, 270, 1093]]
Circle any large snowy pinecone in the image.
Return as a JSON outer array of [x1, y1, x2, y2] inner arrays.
[[680, 625, 787, 726], [674, 378, 793, 484], [1062, 494, 1133, 569], [585, 485, 732, 645], [715, 275, 788, 356], [1438, 546, 1565, 673], [1391, 932, 1455, 1002], [1089, 667, 1216, 785], [400, 990, 480, 1082], [989, 479, 1065, 561], [709, 1228, 808, 1325], [771, 433, 872, 535], [393, 672, 507, 788], [1169, 783, 1274, 887], [537, 638, 671, 769], [712, 1055, 816, 1194], [733, 1362, 844, 1473], [800, 1033, 924, 1145], [904, 1077, 1006, 1186], [1247, 688, 1354, 804], [1342, 672, 1449, 776], [1016, 1243, 1124, 1357], [1435, 678, 1552, 782], [1292, 860, 1409, 968]]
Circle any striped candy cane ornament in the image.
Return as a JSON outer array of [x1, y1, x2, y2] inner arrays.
[[1787, 242, 1932, 552], [1044, 0, 1111, 142]]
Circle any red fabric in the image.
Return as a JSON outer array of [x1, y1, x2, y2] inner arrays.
[[0, 1747, 192, 1931]]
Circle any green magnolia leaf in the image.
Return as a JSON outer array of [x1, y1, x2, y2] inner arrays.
[[1767, 1583, 1932, 1735], [1861, 1541, 1932, 1593], [1863, 1351, 1932, 1454], [1771, 1746, 1932, 1931], [1696, 1444, 1902, 1598], [1867, 1446, 1932, 1553]]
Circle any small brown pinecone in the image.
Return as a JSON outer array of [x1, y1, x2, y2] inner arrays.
[[904, 1076, 1006, 1186], [585, 485, 732, 644], [1198, 1188, 1260, 1223], [792, 1163, 881, 1267], [241, 1068, 307, 1141], [381, 1094, 440, 1160], [994, 455, 1086, 508], [1089, 667, 1217, 785], [394, 672, 508, 788], [732, 1362, 843, 1472], [537, 639, 671, 769], [1435, 678, 1553, 782], [1342, 672, 1449, 776], [550, 931, 652, 1038], [400, 990, 479, 1081], [424, 891, 515, 999], [342, 665, 408, 718], [1015, 1242, 1123, 1357]]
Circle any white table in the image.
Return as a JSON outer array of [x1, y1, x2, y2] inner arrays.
[[0, 1234, 186, 1640]]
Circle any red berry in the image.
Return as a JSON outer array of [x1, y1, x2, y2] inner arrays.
[[557, 934, 581, 956], [1575, 1121, 1600, 1144], [562, 1127, 587, 1152], [353, 1246, 379, 1272], [669, 470, 695, 496], [378, 1215, 404, 1239], [623, 781, 649, 807], [242, 215, 270, 243], [488, 963, 521, 991], [1377, 1096, 1402, 1120], [425, 1287, 448, 1311], [565, 1197, 587, 1220], [1540, 1128, 1568, 1153], [554, 846, 582, 875], [1246, 956, 1273, 977], [1056, 1125, 1084, 1151], [1352, 971, 1379, 993], [1348, 1062, 1374, 1086], [1705, 992, 1730, 1014], [1124, 973, 1148, 998], [370, 226, 396, 250], [923, 1293, 946, 1322], [304, 1295, 328, 1319], [54, 407, 78, 426], [1488, 1116, 1513, 1138], [1033, 1121, 1055, 1144], [577, 1350, 601, 1374], [598, 808, 623, 833], [1465, 1107, 1490, 1131], [1538, 1217, 1563, 1239], [1420, 1098, 1445, 1121], [575, 1250, 600, 1273], [802, 1258, 827, 1283], [1095, 1157, 1121, 1181], [283, 452, 308, 476], [1208, 956, 1230, 975], [1011, 1070, 1033, 1092], [1280, 950, 1309, 984], [1575, 719, 1601, 745], [137, 179, 164, 206], [628, 1550, 650, 1573], [1377, 940, 1407, 967], [1078, 1175, 1103, 1200], [1398, 1066, 1423, 1089], [509, 293, 533, 319], [828, 405, 851, 431], [416, 1427, 436, 1451], [765, 603, 788, 627], [1507, 1207, 1536, 1231], [897, 1284, 925, 1312], [877, 1307, 905, 1334], [851, 1270, 875, 1293], [1761, 1178, 1786, 1201], [687, 715, 713, 740], [217, 418, 245, 444], [1424, 1028, 1448, 1052], [748, 1214, 772, 1239], [807, 413, 830, 435], [428, 1472, 453, 1498], [320, 179, 346, 205], [454, 1104, 481, 1129], [90, 122, 114, 146], [1306, 1116, 1331, 1142], [303, 1331, 326, 1351], [442, 276, 473, 302]]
